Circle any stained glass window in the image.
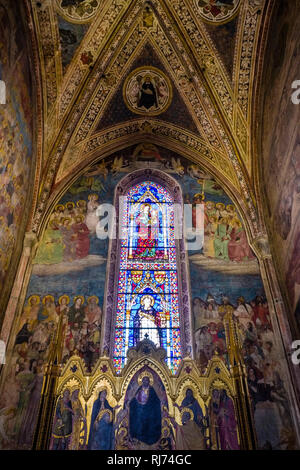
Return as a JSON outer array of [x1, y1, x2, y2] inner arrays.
[[113, 181, 181, 374]]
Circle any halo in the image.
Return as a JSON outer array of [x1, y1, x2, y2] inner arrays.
[[42, 295, 54, 304], [66, 201, 75, 208], [28, 295, 40, 305], [61, 387, 71, 397], [226, 204, 235, 211], [62, 217, 71, 224], [138, 370, 154, 386], [87, 296, 99, 304], [74, 295, 85, 305], [140, 294, 155, 307], [97, 387, 108, 396], [205, 200, 215, 207], [180, 407, 194, 422], [70, 386, 81, 397], [215, 202, 225, 210], [88, 193, 99, 201], [77, 200, 87, 207], [58, 295, 70, 305], [55, 204, 65, 211], [96, 408, 113, 423], [49, 219, 59, 227], [193, 193, 204, 200]]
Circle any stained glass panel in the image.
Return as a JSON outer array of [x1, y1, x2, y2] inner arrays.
[[113, 181, 182, 373]]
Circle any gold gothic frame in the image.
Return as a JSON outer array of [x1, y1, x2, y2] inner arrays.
[[33, 310, 257, 450]]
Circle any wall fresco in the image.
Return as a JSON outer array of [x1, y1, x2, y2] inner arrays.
[[0, 146, 296, 449], [0, 0, 33, 311], [259, 0, 300, 327]]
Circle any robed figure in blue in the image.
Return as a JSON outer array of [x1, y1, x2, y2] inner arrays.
[[176, 388, 205, 434], [129, 375, 161, 445], [88, 389, 114, 450]]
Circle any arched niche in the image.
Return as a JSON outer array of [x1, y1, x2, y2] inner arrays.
[[1, 142, 299, 450], [102, 168, 193, 370]]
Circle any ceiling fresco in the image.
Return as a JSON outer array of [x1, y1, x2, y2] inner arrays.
[[27, 0, 269, 241]]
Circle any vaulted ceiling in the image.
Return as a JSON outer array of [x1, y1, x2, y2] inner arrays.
[[28, 0, 271, 239]]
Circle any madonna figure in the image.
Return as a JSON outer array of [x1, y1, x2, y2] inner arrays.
[[129, 373, 162, 446], [133, 203, 164, 260]]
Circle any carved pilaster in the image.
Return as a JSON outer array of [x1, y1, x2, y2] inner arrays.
[[224, 311, 257, 449], [0, 232, 38, 345]]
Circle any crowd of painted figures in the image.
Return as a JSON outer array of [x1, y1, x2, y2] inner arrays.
[[49, 386, 239, 451], [198, 199, 255, 261], [193, 293, 294, 448], [193, 294, 272, 370], [14, 294, 102, 370], [0, 293, 102, 448], [0, 290, 293, 449], [0, 108, 31, 284], [34, 195, 100, 264], [33, 195, 255, 266], [0, 3, 33, 289]]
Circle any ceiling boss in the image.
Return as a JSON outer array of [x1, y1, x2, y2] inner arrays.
[[123, 67, 173, 116], [193, 0, 241, 24], [55, 0, 100, 23]]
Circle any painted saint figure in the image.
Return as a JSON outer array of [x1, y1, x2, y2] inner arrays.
[[208, 389, 239, 450], [138, 76, 158, 110], [177, 389, 205, 433], [133, 295, 162, 347], [129, 374, 162, 446], [167, 408, 206, 450], [88, 389, 115, 450], [69, 389, 86, 450], [50, 389, 73, 450], [133, 203, 163, 260]]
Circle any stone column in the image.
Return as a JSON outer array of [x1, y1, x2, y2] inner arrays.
[[224, 311, 257, 449], [0, 231, 38, 366]]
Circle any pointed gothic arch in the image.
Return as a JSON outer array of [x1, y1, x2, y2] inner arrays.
[[102, 169, 193, 370]]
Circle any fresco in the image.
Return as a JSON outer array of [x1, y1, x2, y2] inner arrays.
[[123, 67, 173, 116], [55, 0, 100, 22], [259, 1, 300, 326], [208, 389, 239, 450], [0, 1, 33, 301], [58, 16, 89, 73], [193, 0, 241, 24], [0, 145, 295, 449]]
